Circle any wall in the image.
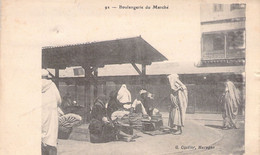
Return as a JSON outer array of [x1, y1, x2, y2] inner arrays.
[[200, 3, 245, 22], [57, 73, 245, 114], [201, 21, 245, 33]]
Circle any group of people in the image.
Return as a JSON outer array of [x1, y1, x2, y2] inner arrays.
[[88, 74, 190, 143], [89, 84, 159, 143], [167, 74, 242, 132], [41, 67, 242, 154]]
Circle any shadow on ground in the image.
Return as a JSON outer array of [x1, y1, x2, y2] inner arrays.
[[205, 124, 223, 129]]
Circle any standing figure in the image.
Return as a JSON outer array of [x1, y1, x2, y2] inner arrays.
[[221, 80, 241, 129], [167, 74, 188, 135], [42, 69, 61, 155]]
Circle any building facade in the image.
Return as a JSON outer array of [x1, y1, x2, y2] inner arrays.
[[53, 4, 246, 115], [195, 3, 246, 114], [200, 3, 245, 67]]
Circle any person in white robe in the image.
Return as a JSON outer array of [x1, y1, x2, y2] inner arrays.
[[117, 84, 132, 108], [111, 84, 132, 120], [42, 69, 61, 155], [221, 80, 241, 129], [167, 74, 188, 135]]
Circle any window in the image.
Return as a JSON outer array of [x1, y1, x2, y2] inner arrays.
[[202, 29, 245, 60], [230, 4, 246, 11], [227, 30, 245, 50], [73, 68, 85, 76], [203, 33, 225, 52], [213, 35, 225, 51], [214, 4, 223, 12]]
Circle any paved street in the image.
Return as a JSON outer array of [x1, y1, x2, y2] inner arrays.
[[57, 113, 244, 155]]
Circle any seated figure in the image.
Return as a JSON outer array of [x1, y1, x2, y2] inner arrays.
[[90, 94, 135, 143], [132, 90, 150, 115], [107, 87, 138, 141], [61, 92, 73, 109], [89, 95, 117, 143], [117, 84, 132, 109], [115, 85, 148, 115], [137, 90, 163, 131], [139, 89, 160, 116], [109, 84, 132, 120]]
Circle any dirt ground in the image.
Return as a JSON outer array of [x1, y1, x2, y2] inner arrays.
[[183, 114, 245, 155], [57, 113, 245, 155]]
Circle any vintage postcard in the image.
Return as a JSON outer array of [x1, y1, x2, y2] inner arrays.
[[0, 0, 259, 154]]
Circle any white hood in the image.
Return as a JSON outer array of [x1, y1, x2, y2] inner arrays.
[[117, 84, 132, 103]]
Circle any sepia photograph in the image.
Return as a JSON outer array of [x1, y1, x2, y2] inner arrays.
[[1, 0, 260, 155], [41, 2, 245, 155]]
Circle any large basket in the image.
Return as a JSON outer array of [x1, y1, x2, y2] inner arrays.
[[58, 126, 73, 139]]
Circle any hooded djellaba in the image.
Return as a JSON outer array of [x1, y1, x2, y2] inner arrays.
[[167, 74, 188, 135], [221, 80, 241, 129], [117, 84, 132, 106], [42, 69, 62, 154]]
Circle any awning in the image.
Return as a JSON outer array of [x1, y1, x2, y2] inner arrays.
[[42, 36, 168, 69]]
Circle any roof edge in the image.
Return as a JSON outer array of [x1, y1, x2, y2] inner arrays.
[[42, 36, 142, 49]]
